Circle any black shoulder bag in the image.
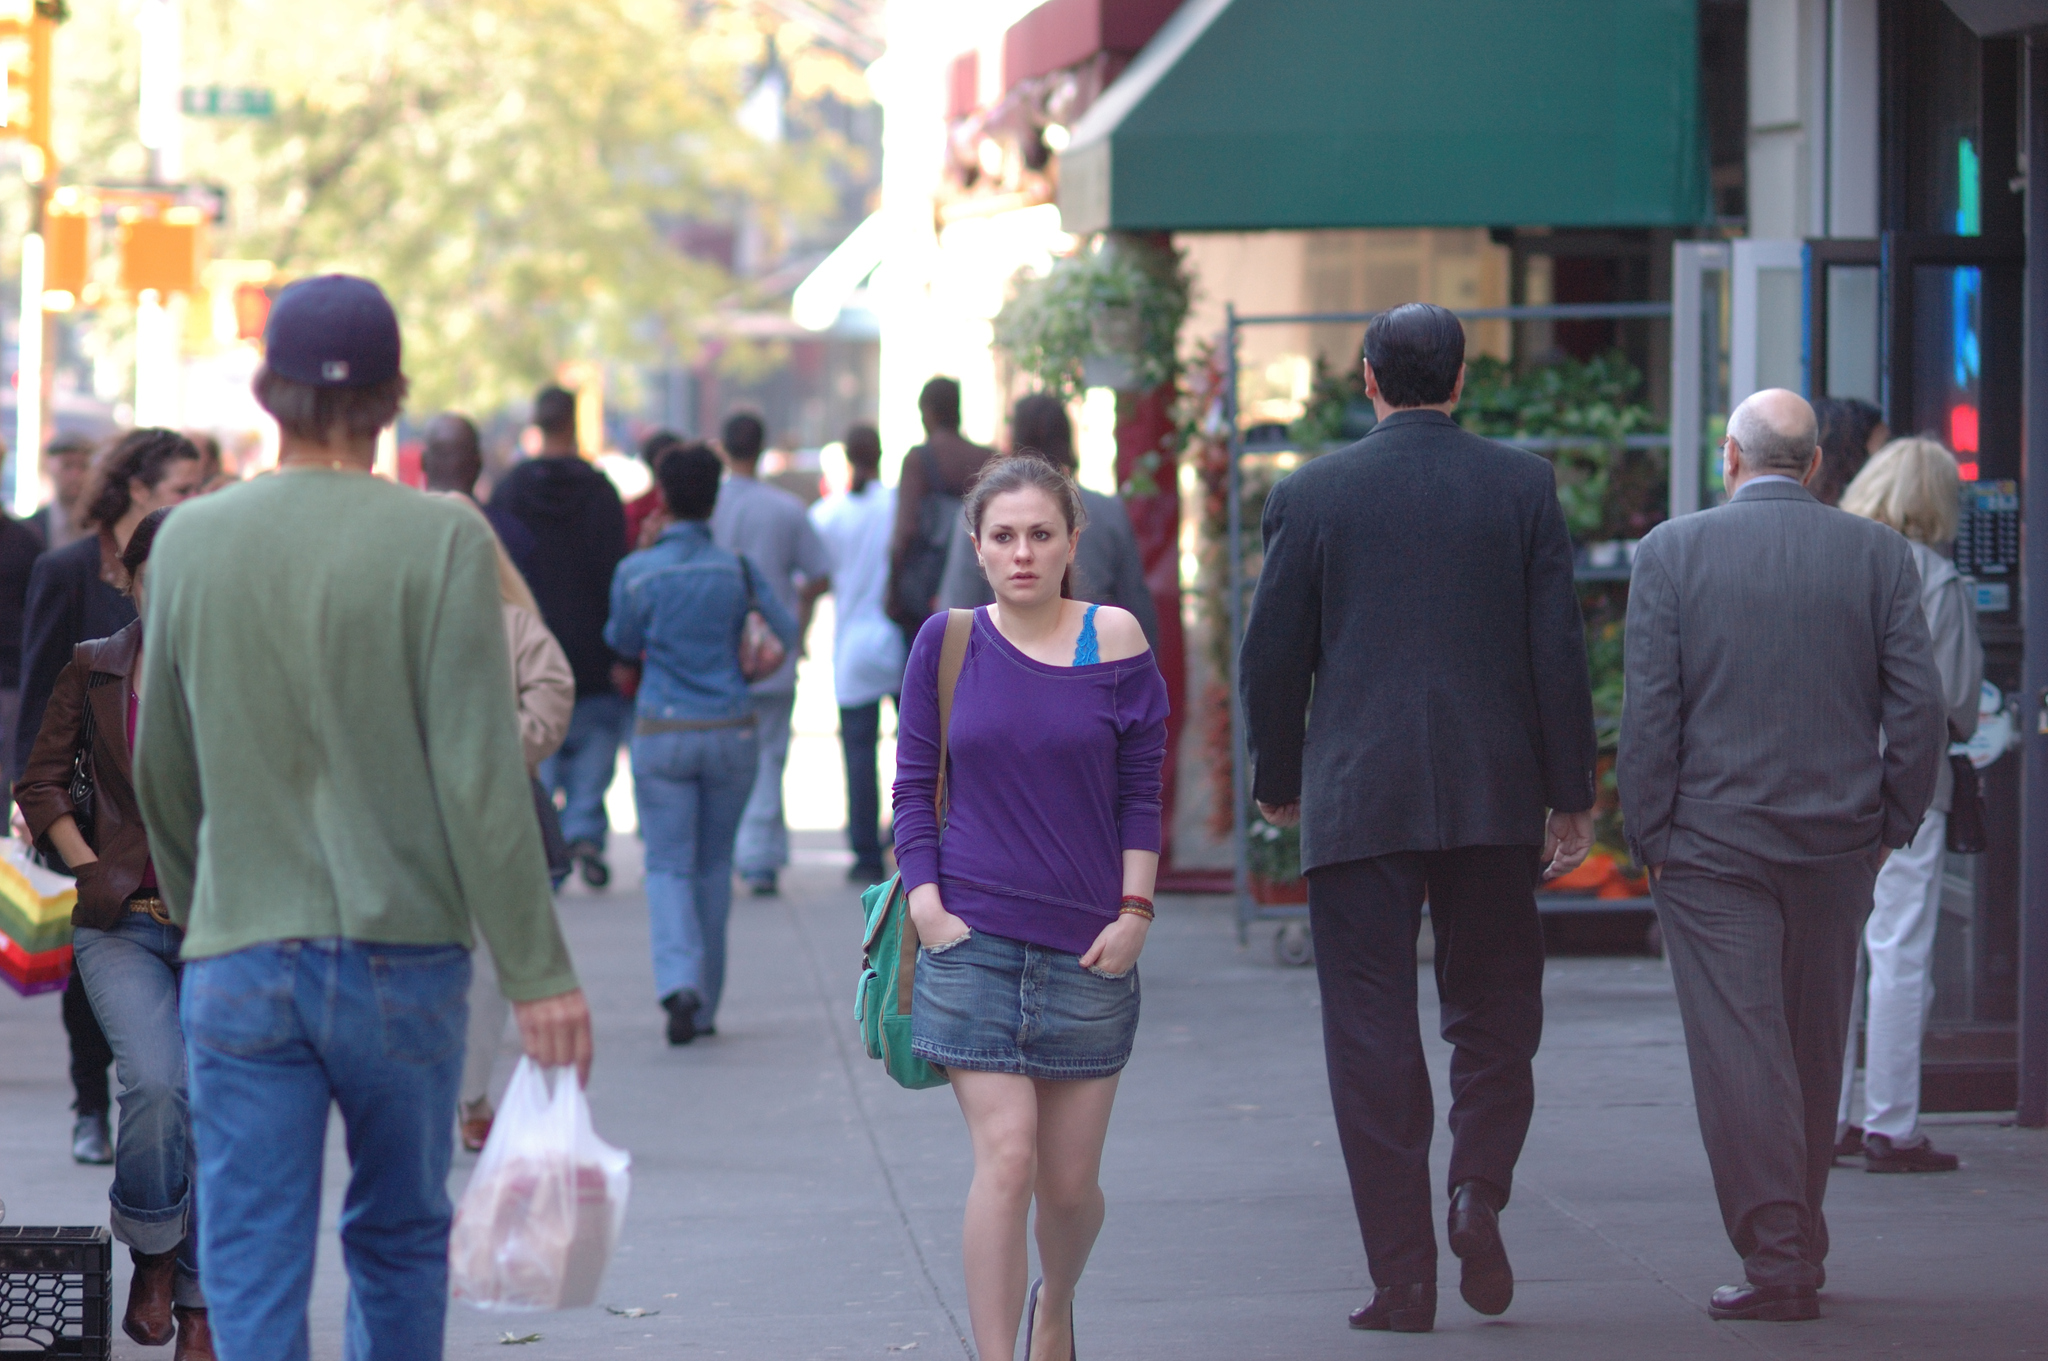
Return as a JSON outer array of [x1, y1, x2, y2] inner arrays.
[[1946, 753, 1987, 854], [34, 675, 109, 875]]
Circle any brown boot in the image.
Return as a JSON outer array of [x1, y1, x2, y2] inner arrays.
[[123, 1248, 177, 1346], [174, 1307, 215, 1360]]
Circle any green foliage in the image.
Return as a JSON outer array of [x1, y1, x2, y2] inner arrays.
[[1246, 815, 1302, 883], [1287, 354, 1370, 448], [48, 0, 858, 413], [993, 237, 1190, 405], [1458, 352, 1662, 541]]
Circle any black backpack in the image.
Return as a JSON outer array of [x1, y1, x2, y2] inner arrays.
[[887, 446, 961, 633]]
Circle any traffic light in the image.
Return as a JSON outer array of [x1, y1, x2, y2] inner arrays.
[[118, 207, 205, 297], [43, 202, 87, 300], [0, 3, 54, 180]]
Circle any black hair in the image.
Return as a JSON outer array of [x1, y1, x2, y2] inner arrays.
[[83, 428, 200, 530], [421, 413, 482, 493], [721, 411, 765, 464], [120, 506, 173, 581], [962, 453, 1089, 599], [659, 440, 724, 521], [45, 431, 95, 459], [1362, 302, 1466, 408], [639, 428, 685, 468], [1811, 397, 1887, 507], [1009, 393, 1074, 469], [253, 366, 409, 443], [918, 376, 962, 431], [533, 385, 577, 437], [844, 424, 882, 470]]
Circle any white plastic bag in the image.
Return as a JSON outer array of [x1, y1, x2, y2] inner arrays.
[[449, 1058, 631, 1311]]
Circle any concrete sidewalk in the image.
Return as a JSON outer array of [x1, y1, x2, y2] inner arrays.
[[2, 831, 2042, 1359]]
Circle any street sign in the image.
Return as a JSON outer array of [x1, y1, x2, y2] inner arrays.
[[179, 85, 273, 118]]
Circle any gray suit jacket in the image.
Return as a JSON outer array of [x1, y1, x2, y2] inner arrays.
[[1617, 480, 1946, 866]]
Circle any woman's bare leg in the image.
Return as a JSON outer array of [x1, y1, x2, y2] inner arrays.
[[949, 1069, 1039, 1361], [1026, 1075, 1120, 1361]]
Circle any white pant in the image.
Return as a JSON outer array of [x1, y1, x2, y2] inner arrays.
[[1837, 810, 1946, 1143]]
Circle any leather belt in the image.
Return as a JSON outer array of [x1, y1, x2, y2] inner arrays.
[[635, 714, 757, 735], [126, 893, 173, 926]]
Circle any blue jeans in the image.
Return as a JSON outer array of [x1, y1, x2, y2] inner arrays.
[[634, 725, 757, 1021], [182, 940, 470, 1361], [72, 914, 203, 1307], [540, 692, 633, 851], [734, 691, 794, 877]]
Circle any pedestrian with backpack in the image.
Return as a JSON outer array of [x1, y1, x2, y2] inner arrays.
[[886, 376, 994, 654], [889, 453, 1167, 1361]]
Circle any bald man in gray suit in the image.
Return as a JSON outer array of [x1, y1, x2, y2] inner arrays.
[[1618, 389, 1945, 1322]]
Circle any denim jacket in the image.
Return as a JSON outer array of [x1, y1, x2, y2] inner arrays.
[[604, 522, 802, 721]]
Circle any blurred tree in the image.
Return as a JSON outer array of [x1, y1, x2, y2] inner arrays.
[[50, 0, 865, 412]]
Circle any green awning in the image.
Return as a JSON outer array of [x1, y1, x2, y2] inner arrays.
[[1058, 0, 1709, 234]]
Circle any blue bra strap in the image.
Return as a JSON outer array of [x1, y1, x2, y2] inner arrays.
[[1072, 603, 1101, 665]]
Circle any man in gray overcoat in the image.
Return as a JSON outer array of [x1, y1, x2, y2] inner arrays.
[[1618, 388, 1946, 1322]]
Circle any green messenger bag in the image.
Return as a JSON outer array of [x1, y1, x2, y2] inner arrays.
[[855, 608, 972, 1091]]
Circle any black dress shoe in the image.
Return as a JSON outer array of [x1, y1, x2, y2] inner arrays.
[[71, 1112, 112, 1165], [1708, 1282, 1819, 1322], [1864, 1134, 1959, 1173], [1833, 1125, 1865, 1163], [1447, 1180, 1513, 1316], [661, 990, 702, 1046], [1348, 1283, 1435, 1333]]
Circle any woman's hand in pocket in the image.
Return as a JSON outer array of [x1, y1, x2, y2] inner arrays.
[[69, 857, 118, 920], [1080, 913, 1149, 978], [907, 882, 970, 949]]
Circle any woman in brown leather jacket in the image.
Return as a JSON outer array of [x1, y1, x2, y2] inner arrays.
[[16, 507, 212, 1361]]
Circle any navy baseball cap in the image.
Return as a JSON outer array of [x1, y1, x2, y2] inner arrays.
[[263, 274, 402, 388]]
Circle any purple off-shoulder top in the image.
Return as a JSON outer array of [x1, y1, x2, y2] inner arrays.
[[892, 607, 1169, 955]]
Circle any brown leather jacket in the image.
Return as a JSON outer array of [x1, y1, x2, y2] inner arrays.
[[14, 622, 150, 930]]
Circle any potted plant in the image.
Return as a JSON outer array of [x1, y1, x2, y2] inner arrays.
[[1246, 812, 1307, 904]]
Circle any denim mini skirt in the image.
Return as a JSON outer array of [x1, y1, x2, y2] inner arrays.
[[910, 928, 1139, 1080]]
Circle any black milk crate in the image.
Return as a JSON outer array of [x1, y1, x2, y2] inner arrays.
[[0, 1226, 111, 1358]]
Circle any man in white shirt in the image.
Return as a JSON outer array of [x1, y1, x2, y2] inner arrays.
[[710, 411, 832, 895], [809, 425, 906, 882]]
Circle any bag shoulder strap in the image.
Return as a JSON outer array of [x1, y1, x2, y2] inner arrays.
[[933, 608, 973, 821]]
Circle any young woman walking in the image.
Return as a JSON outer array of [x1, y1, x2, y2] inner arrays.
[[17, 507, 213, 1360], [892, 454, 1168, 1361]]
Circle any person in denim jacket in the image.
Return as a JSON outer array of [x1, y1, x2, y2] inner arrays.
[[606, 441, 799, 1045]]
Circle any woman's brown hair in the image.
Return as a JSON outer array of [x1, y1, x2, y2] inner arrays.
[[962, 453, 1089, 598], [82, 428, 199, 531]]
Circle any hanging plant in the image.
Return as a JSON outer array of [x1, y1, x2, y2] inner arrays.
[[993, 236, 1190, 405]]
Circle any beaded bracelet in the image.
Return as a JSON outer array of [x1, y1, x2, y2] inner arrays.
[[1118, 895, 1155, 921]]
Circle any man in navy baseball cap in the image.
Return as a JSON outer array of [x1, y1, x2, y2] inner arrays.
[[137, 273, 593, 1359], [262, 273, 403, 390], [250, 275, 409, 449]]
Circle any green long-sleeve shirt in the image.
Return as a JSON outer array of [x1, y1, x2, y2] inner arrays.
[[136, 470, 578, 1001]]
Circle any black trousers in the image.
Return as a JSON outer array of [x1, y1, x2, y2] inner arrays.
[[1308, 846, 1546, 1286], [62, 967, 112, 1116], [839, 697, 896, 868]]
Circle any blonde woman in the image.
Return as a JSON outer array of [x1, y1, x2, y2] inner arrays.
[[432, 493, 577, 1151], [1835, 438, 1983, 1172]]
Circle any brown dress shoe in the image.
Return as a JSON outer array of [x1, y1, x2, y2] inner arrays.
[[460, 1098, 494, 1153], [175, 1307, 215, 1360], [124, 1248, 178, 1346]]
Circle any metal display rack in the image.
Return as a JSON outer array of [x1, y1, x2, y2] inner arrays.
[[1219, 302, 1673, 962]]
